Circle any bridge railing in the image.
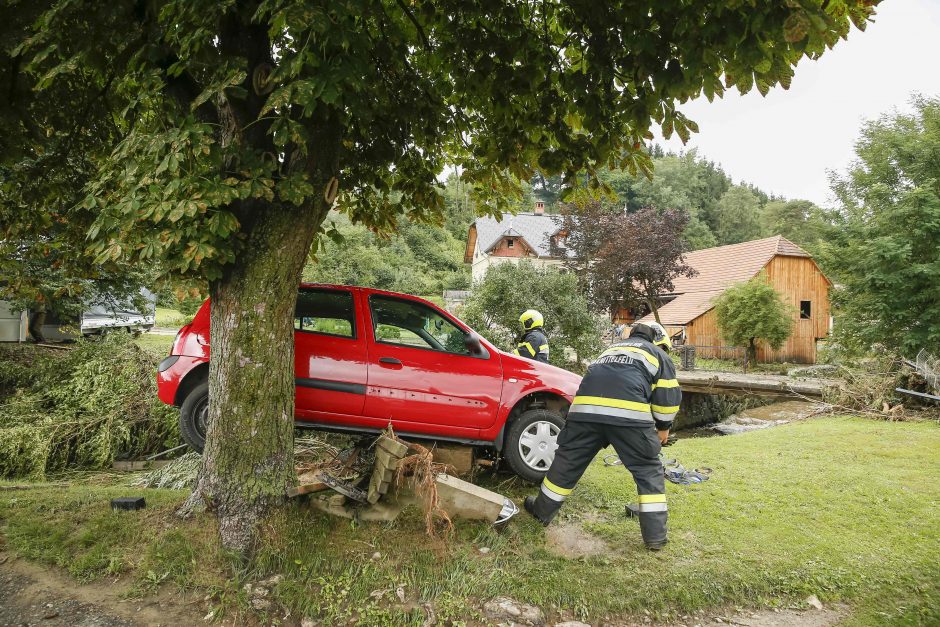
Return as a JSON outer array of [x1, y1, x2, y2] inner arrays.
[[674, 345, 748, 372]]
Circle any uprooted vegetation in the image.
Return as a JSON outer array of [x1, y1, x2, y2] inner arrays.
[[821, 351, 940, 420], [0, 336, 179, 479]]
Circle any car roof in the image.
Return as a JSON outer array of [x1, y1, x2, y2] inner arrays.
[[298, 283, 439, 308]]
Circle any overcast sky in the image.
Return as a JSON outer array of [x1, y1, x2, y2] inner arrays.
[[657, 0, 940, 208]]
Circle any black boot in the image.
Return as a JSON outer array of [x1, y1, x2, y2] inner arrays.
[[645, 539, 668, 551], [524, 496, 559, 526]]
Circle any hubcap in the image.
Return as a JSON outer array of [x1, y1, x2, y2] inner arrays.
[[518, 420, 560, 471]]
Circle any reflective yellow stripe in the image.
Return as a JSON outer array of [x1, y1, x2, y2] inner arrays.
[[517, 341, 535, 356], [573, 396, 650, 412], [512, 348, 521, 356], [651, 404, 680, 414], [638, 494, 667, 504], [538, 344, 549, 353], [601, 346, 659, 369], [652, 378, 679, 390], [542, 477, 573, 496]]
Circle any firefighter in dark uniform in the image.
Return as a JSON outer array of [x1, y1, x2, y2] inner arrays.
[[513, 309, 549, 363], [524, 321, 681, 550]]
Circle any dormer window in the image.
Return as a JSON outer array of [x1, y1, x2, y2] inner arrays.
[[507, 238, 514, 248]]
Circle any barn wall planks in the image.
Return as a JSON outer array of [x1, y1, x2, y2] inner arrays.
[[684, 255, 831, 364]]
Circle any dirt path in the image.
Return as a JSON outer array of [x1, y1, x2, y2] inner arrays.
[[0, 549, 850, 627], [0, 553, 208, 627], [659, 605, 848, 627]]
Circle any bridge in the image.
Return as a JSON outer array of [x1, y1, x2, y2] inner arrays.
[[675, 371, 832, 400]]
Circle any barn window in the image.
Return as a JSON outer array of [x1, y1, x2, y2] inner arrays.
[[800, 300, 812, 319], [507, 238, 514, 248]]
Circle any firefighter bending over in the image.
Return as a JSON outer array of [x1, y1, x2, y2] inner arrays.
[[513, 309, 549, 363], [524, 321, 681, 550]]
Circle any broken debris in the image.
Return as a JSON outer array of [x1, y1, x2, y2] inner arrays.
[[302, 427, 519, 532]]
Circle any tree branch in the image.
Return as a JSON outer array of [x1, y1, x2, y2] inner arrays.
[[394, 0, 431, 50]]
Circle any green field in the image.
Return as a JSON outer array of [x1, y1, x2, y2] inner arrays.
[[154, 307, 191, 328], [1, 416, 938, 625]]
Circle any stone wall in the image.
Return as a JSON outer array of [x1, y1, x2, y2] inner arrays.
[[673, 392, 770, 430]]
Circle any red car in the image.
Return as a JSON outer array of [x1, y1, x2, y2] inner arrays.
[[157, 285, 580, 482]]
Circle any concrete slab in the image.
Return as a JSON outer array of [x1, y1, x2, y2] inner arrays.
[[433, 473, 504, 521]]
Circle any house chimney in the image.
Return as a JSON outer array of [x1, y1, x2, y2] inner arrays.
[[534, 200, 545, 214]]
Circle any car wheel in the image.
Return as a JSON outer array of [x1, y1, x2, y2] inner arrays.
[[179, 381, 209, 453], [504, 409, 564, 484]]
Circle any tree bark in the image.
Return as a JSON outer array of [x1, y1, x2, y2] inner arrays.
[[646, 297, 662, 325], [178, 198, 327, 553], [746, 337, 757, 373]]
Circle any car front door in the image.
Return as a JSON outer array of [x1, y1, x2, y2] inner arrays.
[[293, 287, 369, 421], [363, 294, 503, 439]]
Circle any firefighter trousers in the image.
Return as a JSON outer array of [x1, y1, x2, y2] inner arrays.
[[530, 420, 668, 545]]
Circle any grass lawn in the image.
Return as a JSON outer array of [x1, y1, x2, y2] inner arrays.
[[133, 332, 174, 356], [1, 416, 938, 625], [669, 353, 796, 375], [155, 307, 191, 328]]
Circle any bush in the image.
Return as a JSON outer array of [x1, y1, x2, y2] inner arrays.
[[461, 261, 603, 370], [0, 335, 179, 479]]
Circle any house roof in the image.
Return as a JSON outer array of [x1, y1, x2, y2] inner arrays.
[[638, 236, 815, 326], [469, 212, 564, 258]]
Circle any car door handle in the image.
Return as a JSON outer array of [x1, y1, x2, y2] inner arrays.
[[378, 357, 402, 367]]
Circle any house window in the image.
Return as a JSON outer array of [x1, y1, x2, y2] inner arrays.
[[507, 238, 514, 248], [800, 300, 811, 319]]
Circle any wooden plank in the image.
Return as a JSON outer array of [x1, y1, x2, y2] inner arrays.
[[676, 371, 831, 399], [376, 434, 408, 459], [287, 482, 329, 498]]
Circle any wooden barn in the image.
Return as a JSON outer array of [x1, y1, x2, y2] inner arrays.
[[634, 236, 832, 363]]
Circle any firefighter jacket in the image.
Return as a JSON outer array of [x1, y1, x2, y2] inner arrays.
[[568, 337, 681, 430], [514, 328, 549, 363]]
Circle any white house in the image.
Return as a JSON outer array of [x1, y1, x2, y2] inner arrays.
[[464, 201, 569, 282]]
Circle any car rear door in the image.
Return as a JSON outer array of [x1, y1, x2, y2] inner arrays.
[[293, 287, 369, 421], [363, 293, 503, 438]]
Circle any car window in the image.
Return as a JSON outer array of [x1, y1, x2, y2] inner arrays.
[[370, 295, 470, 355], [294, 289, 355, 338]]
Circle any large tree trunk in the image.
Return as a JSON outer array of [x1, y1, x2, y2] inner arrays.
[[178, 199, 326, 553]]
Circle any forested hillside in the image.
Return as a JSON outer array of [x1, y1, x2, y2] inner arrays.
[[302, 148, 829, 301]]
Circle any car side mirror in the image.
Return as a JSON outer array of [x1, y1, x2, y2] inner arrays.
[[464, 332, 486, 357]]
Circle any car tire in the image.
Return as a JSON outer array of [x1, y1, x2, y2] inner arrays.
[[504, 409, 565, 484], [179, 381, 209, 453]]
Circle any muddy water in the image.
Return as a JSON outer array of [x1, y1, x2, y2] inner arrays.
[[674, 400, 821, 439]]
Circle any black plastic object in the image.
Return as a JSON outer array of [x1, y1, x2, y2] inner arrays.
[[111, 497, 146, 511]]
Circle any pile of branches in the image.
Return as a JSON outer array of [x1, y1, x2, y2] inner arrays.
[[822, 352, 939, 420], [0, 336, 178, 479], [134, 434, 348, 490]]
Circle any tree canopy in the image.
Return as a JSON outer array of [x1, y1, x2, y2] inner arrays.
[[820, 96, 940, 356], [714, 273, 794, 366], [2, 0, 879, 279], [562, 203, 696, 320]]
